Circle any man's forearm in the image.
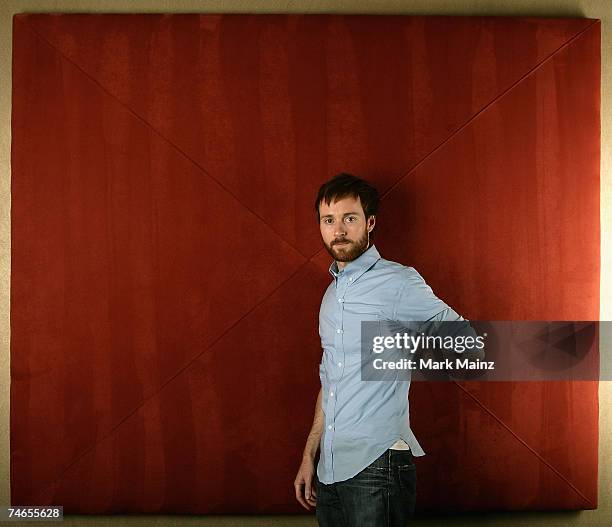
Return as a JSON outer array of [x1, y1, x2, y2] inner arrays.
[[302, 387, 323, 461]]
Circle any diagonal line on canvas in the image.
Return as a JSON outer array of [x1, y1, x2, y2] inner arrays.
[[16, 17, 317, 505], [29, 256, 314, 505], [373, 19, 599, 506], [305, 20, 600, 263], [379, 19, 600, 201], [454, 381, 596, 508], [19, 17, 310, 260]]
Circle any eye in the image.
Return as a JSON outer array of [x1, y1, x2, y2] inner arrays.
[[346, 216, 357, 222], [323, 218, 333, 224]]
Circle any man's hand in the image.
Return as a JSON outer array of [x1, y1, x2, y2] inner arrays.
[[294, 456, 317, 510]]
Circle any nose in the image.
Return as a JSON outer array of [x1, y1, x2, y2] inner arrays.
[[334, 225, 347, 238]]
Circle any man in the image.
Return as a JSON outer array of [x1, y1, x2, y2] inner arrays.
[[294, 173, 481, 526]]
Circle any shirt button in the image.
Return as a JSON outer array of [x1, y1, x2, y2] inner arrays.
[[349, 277, 353, 282], [336, 328, 343, 334], [330, 391, 334, 397], [328, 425, 332, 430], [338, 298, 344, 303], [338, 362, 342, 366]]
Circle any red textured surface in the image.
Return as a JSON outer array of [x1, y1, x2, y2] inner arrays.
[[11, 14, 600, 513]]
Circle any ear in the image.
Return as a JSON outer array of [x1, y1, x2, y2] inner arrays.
[[367, 215, 376, 232]]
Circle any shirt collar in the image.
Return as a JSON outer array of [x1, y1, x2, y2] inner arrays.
[[328, 243, 381, 282]]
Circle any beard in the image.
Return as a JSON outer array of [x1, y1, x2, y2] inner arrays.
[[323, 229, 370, 263]]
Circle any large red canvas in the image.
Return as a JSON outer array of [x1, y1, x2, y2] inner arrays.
[[11, 14, 600, 513]]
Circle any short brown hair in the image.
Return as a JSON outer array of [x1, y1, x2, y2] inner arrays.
[[315, 173, 380, 228]]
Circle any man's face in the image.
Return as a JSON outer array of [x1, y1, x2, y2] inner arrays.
[[318, 195, 375, 265]]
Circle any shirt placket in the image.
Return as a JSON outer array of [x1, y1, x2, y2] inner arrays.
[[324, 272, 350, 481]]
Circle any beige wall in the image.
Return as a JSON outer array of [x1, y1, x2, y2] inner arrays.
[[1, 1, 610, 525]]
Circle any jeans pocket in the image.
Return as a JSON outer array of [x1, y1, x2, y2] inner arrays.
[[344, 464, 388, 490], [394, 449, 415, 468]]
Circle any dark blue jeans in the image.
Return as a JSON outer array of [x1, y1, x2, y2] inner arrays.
[[315, 448, 417, 526]]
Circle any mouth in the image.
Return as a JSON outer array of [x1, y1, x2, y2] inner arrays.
[[334, 241, 350, 246]]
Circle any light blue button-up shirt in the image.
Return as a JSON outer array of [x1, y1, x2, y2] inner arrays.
[[316, 243, 473, 484]]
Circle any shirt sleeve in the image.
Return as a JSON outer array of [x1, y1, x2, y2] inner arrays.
[[393, 267, 484, 362], [392, 267, 456, 322]]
